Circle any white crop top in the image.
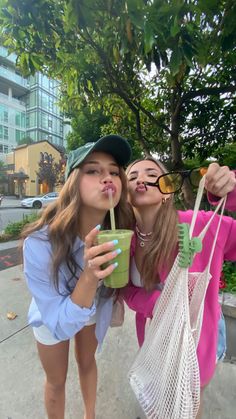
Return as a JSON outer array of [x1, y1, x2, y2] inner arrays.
[[130, 257, 164, 291]]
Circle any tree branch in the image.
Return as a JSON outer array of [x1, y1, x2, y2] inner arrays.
[[181, 85, 236, 104], [134, 110, 149, 154], [135, 102, 173, 135], [78, 27, 174, 137]]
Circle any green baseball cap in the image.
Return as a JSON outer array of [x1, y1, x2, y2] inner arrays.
[[65, 134, 132, 180]]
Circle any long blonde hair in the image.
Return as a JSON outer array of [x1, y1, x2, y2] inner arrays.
[[126, 157, 178, 290], [21, 166, 134, 291]]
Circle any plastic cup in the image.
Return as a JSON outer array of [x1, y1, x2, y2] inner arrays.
[[97, 229, 133, 288]]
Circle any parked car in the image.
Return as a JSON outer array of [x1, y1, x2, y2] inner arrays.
[[21, 192, 59, 209]]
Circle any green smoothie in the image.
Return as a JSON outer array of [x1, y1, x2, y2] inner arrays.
[[97, 229, 133, 288]]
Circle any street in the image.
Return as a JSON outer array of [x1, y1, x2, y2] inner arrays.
[[0, 207, 37, 233]]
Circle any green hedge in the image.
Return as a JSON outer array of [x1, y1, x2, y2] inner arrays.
[[220, 262, 236, 294], [0, 213, 39, 242]]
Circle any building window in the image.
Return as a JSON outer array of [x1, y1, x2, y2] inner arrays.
[[29, 75, 37, 87], [0, 125, 8, 140], [21, 112, 26, 127], [42, 75, 50, 90], [0, 144, 8, 153], [15, 112, 20, 126], [16, 129, 25, 143], [27, 112, 37, 127], [27, 131, 37, 141], [15, 111, 26, 128], [41, 93, 49, 109], [49, 97, 53, 111], [27, 90, 37, 108], [41, 112, 48, 129], [0, 105, 8, 123]]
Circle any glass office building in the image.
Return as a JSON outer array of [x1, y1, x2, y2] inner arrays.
[[26, 74, 64, 145], [0, 46, 67, 161]]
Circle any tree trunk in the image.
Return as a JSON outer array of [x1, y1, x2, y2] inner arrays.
[[171, 113, 195, 208], [135, 109, 150, 155]]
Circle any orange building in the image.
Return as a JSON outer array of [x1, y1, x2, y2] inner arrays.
[[6, 140, 65, 197]]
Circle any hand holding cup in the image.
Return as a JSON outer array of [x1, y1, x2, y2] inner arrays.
[[83, 225, 120, 284]]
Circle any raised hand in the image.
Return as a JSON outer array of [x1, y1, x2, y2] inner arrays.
[[205, 163, 236, 197]]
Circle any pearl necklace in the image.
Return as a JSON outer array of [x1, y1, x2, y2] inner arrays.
[[135, 225, 153, 247]]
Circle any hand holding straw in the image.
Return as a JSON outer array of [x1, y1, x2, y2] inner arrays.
[[108, 189, 116, 231]]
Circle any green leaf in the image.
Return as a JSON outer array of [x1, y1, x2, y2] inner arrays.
[[30, 54, 43, 71], [169, 46, 182, 76], [182, 44, 194, 68], [87, 80, 93, 91], [127, 0, 144, 29], [170, 16, 180, 37], [144, 21, 154, 54]]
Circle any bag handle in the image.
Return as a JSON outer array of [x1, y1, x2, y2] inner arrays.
[[189, 175, 226, 270]]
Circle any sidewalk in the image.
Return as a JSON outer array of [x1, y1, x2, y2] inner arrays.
[[0, 196, 21, 209], [0, 260, 236, 418]]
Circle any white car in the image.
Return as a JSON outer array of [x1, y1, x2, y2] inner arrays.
[[21, 192, 59, 209]]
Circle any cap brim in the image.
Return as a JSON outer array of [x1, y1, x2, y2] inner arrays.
[[91, 135, 132, 167]]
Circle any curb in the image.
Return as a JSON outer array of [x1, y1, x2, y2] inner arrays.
[[0, 206, 21, 209], [0, 240, 20, 251]]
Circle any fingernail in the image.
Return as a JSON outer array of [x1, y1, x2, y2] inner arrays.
[[112, 248, 122, 256], [95, 224, 101, 230], [112, 239, 118, 245], [113, 262, 118, 269]]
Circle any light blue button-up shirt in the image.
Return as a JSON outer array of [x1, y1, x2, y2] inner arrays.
[[23, 226, 113, 346]]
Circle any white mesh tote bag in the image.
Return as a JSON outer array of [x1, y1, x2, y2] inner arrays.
[[128, 176, 226, 419]]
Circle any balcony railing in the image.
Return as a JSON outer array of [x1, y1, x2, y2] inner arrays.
[[0, 65, 29, 88], [0, 92, 26, 107], [0, 46, 17, 63]]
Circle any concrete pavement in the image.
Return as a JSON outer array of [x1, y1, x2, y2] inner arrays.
[[0, 244, 236, 418], [0, 196, 21, 209]]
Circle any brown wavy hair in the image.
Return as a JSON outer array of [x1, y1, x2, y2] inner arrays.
[[126, 157, 178, 290], [21, 166, 134, 291]]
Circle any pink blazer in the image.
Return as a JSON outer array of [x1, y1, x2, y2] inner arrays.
[[122, 187, 236, 387]]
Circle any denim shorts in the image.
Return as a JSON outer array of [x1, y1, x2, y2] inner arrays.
[[216, 312, 227, 362]]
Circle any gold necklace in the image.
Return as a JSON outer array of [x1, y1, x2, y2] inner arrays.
[[135, 225, 153, 247]]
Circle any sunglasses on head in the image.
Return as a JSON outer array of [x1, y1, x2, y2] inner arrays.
[[145, 167, 208, 194]]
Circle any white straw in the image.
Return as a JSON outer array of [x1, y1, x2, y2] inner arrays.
[[108, 189, 116, 231]]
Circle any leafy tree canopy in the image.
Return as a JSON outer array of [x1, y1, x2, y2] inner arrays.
[[16, 136, 34, 146], [36, 157, 58, 189], [0, 160, 8, 182], [1, 0, 235, 171], [213, 142, 236, 168], [0, 159, 5, 169], [66, 106, 111, 150]]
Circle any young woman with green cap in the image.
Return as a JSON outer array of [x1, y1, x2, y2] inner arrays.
[[22, 135, 133, 419]]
